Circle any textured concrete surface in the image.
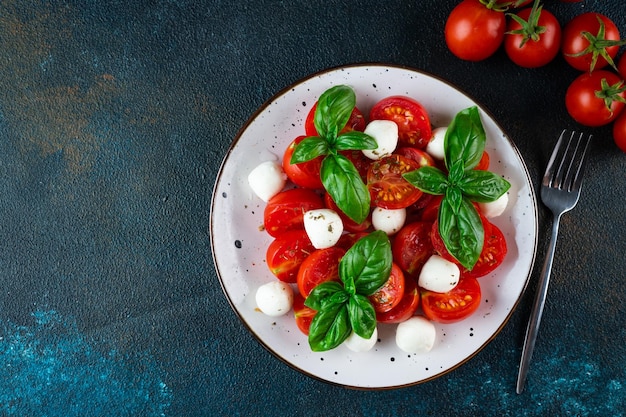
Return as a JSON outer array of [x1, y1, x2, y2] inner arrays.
[[0, 0, 624, 415]]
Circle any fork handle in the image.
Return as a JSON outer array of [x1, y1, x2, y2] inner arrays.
[[516, 213, 563, 394]]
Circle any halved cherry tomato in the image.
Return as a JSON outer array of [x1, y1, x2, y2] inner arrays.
[[340, 149, 371, 182], [431, 217, 506, 278], [419, 195, 444, 223], [376, 278, 420, 324], [369, 263, 405, 313], [367, 154, 423, 209], [293, 293, 316, 335], [324, 192, 371, 233], [395, 147, 435, 168], [263, 188, 324, 238], [392, 221, 434, 278], [266, 230, 315, 283], [463, 221, 507, 278], [474, 151, 490, 171], [335, 232, 370, 252], [282, 136, 324, 189], [296, 247, 345, 298], [304, 102, 366, 136], [370, 96, 432, 149], [421, 276, 482, 324]]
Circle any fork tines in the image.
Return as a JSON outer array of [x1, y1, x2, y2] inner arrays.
[[543, 130, 592, 192]]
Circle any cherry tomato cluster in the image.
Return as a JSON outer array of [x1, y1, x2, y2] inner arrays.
[[264, 96, 507, 337], [445, 0, 626, 152]]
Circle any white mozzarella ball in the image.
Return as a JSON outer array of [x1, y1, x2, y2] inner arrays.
[[371, 207, 406, 235], [344, 326, 378, 352], [478, 192, 509, 218], [362, 120, 399, 160], [396, 316, 436, 354], [303, 208, 343, 249], [247, 161, 287, 202], [418, 254, 460, 293], [255, 281, 294, 317], [426, 126, 447, 160]]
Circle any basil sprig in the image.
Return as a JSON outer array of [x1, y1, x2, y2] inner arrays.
[[403, 106, 510, 270], [290, 85, 377, 224], [305, 231, 392, 352]]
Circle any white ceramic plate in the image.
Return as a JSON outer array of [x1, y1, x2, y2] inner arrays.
[[210, 64, 538, 389]]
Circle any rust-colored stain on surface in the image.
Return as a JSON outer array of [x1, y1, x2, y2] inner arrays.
[[0, 1, 120, 173]]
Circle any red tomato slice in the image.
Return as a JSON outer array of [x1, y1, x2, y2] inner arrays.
[[324, 192, 371, 233], [282, 136, 324, 189], [263, 188, 324, 238], [421, 276, 482, 324], [367, 154, 423, 209], [340, 149, 370, 182], [431, 217, 506, 278], [266, 230, 315, 283], [394, 146, 435, 168], [293, 293, 316, 335], [462, 221, 507, 278], [376, 278, 420, 324], [474, 151, 490, 171], [369, 263, 405, 314], [305, 102, 366, 136], [419, 195, 443, 223], [392, 221, 434, 278], [370, 96, 432, 149], [296, 247, 345, 298]]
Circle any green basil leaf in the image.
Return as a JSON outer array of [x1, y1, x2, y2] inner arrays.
[[305, 281, 345, 311], [445, 186, 463, 215], [314, 85, 356, 141], [458, 170, 511, 203], [438, 196, 484, 270], [348, 294, 377, 339], [445, 106, 485, 171], [334, 131, 377, 151], [339, 230, 392, 296], [289, 136, 330, 164], [403, 166, 449, 195], [308, 300, 352, 352], [447, 159, 466, 185], [321, 154, 370, 224]]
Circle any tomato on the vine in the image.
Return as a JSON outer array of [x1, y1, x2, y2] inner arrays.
[[369, 263, 405, 314], [370, 96, 432, 149], [304, 102, 366, 137], [561, 13, 625, 72], [367, 154, 423, 209], [618, 53, 626, 81], [283, 136, 324, 189], [504, 6, 562, 68], [565, 70, 626, 127], [613, 110, 626, 153], [445, 0, 507, 62], [421, 276, 482, 324]]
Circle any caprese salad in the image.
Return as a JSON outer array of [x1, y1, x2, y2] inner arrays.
[[249, 85, 510, 354]]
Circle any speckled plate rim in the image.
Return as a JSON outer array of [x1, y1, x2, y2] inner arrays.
[[210, 63, 538, 390]]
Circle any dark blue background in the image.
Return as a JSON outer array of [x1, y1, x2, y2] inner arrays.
[[0, 0, 624, 415]]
